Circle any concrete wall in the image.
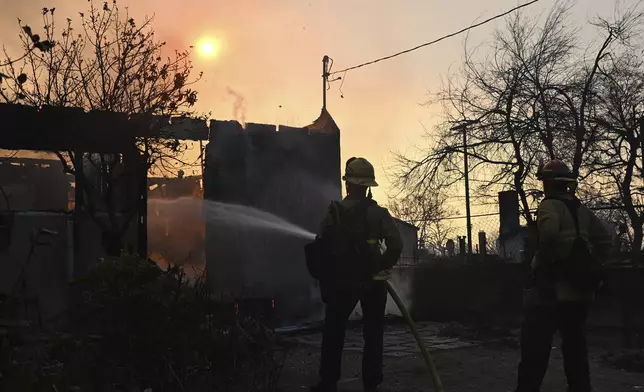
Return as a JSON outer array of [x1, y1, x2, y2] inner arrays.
[[0, 212, 137, 326], [0, 212, 70, 326], [203, 119, 342, 327], [410, 262, 644, 330], [0, 158, 72, 211]]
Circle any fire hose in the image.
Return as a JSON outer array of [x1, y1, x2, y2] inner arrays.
[[372, 238, 444, 391], [374, 274, 445, 392], [306, 238, 444, 390]]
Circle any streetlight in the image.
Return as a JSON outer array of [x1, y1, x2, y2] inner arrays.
[[450, 119, 479, 259]]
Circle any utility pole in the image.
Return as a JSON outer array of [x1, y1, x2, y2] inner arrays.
[[73, 149, 84, 278], [451, 120, 476, 259], [463, 127, 473, 257], [138, 139, 149, 258], [322, 55, 330, 111]]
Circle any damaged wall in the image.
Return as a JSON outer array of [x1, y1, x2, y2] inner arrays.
[[0, 212, 137, 326], [203, 113, 341, 327], [394, 219, 419, 260], [0, 158, 73, 211]]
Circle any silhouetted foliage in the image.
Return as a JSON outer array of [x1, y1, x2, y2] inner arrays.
[[389, 190, 456, 255], [0, 257, 283, 392], [0, 1, 204, 255]]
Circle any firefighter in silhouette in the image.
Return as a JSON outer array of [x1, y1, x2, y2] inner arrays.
[[515, 160, 612, 392], [310, 157, 403, 392]]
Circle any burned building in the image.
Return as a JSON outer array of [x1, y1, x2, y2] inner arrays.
[[0, 157, 73, 211], [148, 175, 205, 273], [0, 104, 209, 326], [203, 110, 342, 327], [394, 218, 420, 262]]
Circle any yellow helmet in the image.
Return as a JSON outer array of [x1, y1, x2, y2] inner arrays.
[[343, 157, 378, 187]]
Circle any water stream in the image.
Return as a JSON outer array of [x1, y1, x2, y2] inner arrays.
[[151, 197, 317, 241]]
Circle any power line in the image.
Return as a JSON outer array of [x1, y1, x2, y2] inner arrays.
[[443, 211, 501, 221], [329, 0, 541, 77], [406, 211, 501, 223], [406, 204, 644, 223]]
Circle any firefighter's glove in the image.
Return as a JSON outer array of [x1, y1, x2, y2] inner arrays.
[[373, 270, 389, 281]]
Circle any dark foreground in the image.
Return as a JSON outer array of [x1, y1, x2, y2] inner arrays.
[[277, 323, 644, 392]]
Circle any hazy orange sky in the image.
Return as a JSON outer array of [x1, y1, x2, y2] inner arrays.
[[0, 0, 627, 205]]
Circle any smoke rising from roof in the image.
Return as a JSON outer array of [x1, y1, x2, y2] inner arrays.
[[226, 87, 246, 128]]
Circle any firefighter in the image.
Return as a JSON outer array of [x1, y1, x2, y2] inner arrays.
[[311, 157, 403, 392], [515, 160, 612, 392]]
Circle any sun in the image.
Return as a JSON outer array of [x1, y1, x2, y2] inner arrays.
[[196, 37, 220, 59]]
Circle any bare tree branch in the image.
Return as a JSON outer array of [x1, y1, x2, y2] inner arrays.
[[0, 1, 202, 255]]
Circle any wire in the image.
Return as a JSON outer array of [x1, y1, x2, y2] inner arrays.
[[329, 0, 541, 76], [326, 57, 335, 91], [406, 211, 502, 222], [338, 71, 347, 98], [0, 150, 21, 163], [406, 204, 644, 223]]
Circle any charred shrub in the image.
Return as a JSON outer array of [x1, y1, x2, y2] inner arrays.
[[31, 256, 282, 391]]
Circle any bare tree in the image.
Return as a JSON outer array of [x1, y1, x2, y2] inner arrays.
[[0, 22, 54, 97], [389, 189, 456, 256], [394, 1, 644, 258], [588, 7, 644, 263], [424, 220, 456, 257], [0, 2, 203, 255], [394, 3, 582, 224], [0, 26, 54, 212]]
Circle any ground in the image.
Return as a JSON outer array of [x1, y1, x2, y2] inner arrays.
[[277, 322, 644, 392]]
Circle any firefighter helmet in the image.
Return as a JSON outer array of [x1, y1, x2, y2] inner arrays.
[[343, 157, 378, 187], [536, 160, 576, 182]]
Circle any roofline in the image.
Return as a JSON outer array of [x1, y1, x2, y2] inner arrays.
[[393, 218, 419, 231]]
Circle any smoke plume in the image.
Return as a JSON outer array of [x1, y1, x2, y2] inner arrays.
[[226, 87, 247, 128]]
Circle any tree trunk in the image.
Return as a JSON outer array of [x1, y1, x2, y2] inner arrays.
[[102, 230, 123, 257]]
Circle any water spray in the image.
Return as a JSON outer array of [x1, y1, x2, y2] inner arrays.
[[150, 198, 317, 241], [154, 198, 443, 389]]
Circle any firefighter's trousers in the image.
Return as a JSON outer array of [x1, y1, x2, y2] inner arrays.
[[515, 301, 591, 392], [317, 279, 387, 390]]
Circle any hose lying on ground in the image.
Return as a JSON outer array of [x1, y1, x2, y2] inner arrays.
[[384, 280, 445, 392]]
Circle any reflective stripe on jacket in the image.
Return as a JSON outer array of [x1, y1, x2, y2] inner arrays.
[[531, 192, 612, 301]]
